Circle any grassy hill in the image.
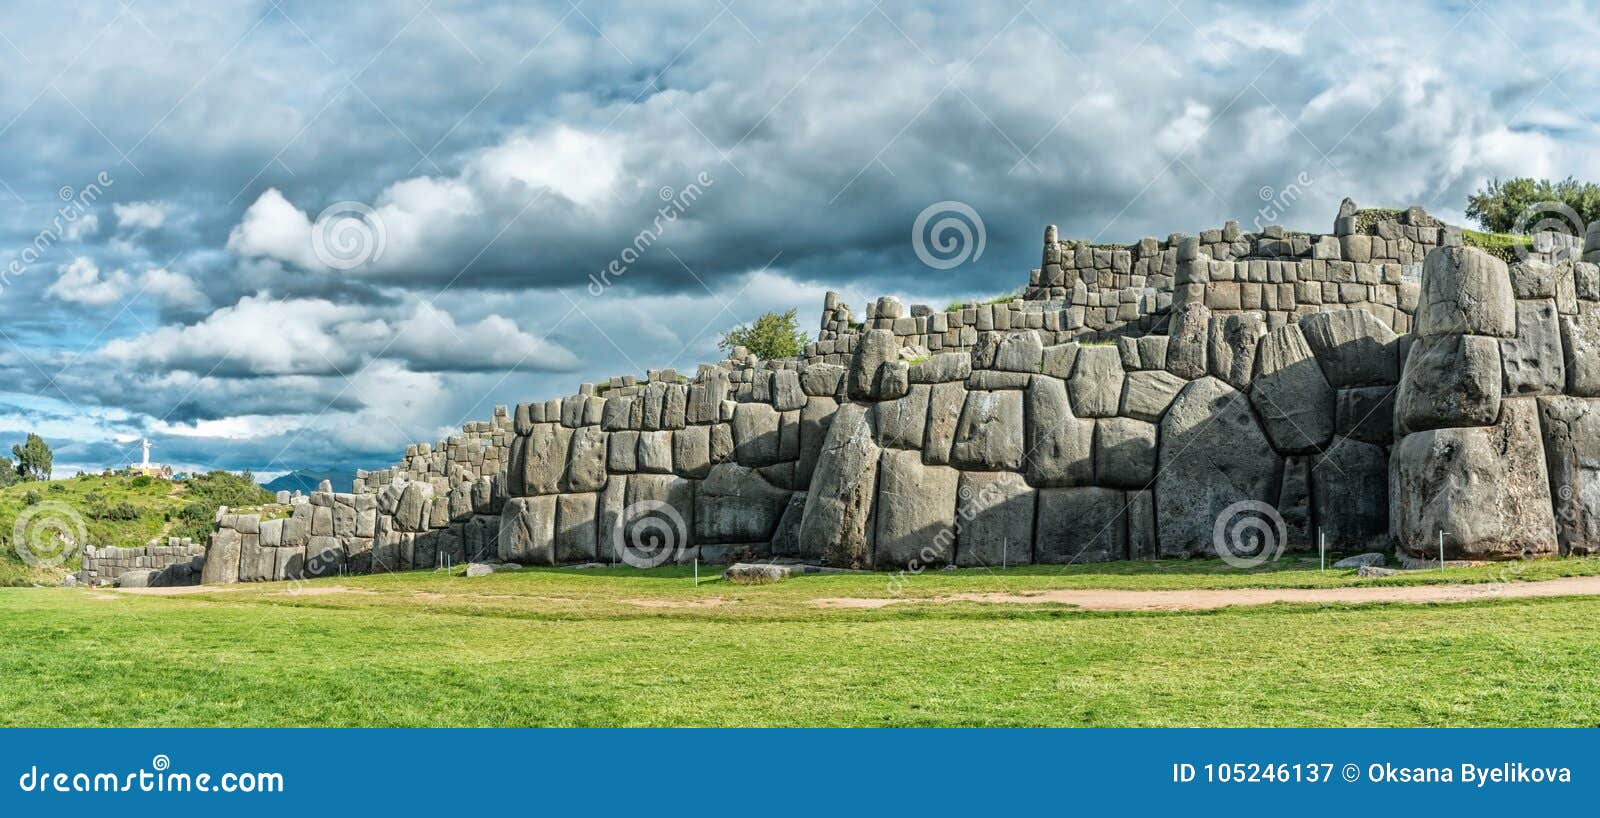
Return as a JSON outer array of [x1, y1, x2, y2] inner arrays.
[[0, 471, 272, 586]]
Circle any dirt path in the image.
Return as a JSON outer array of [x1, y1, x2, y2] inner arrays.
[[810, 575, 1600, 611]]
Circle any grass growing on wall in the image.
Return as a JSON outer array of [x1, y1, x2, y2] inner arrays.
[[1462, 228, 1535, 263], [4, 558, 1600, 726]]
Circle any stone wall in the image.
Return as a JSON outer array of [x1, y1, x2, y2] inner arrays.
[[83, 540, 205, 586], [196, 200, 1600, 582]]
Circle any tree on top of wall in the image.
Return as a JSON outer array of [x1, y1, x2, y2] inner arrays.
[[1466, 177, 1600, 234], [718, 309, 809, 360]]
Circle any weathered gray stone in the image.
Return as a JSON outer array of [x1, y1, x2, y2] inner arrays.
[[907, 353, 970, 383], [304, 536, 343, 578], [922, 382, 966, 466], [954, 471, 1035, 567], [993, 330, 1044, 372], [732, 402, 781, 467], [447, 482, 473, 523], [519, 424, 573, 496], [1312, 437, 1389, 551], [619, 474, 696, 566], [1207, 311, 1266, 389], [798, 403, 880, 567], [1119, 369, 1186, 422], [694, 463, 792, 544], [1509, 260, 1555, 299], [563, 426, 608, 492], [1067, 345, 1124, 418], [1094, 417, 1157, 488], [1250, 325, 1335, 453], [772, 370, 806, 411], [259, 517, 284, 547], [848, 329, 897, 400], [1394, 334, 1502, 433], [395, 482, 433, 532], [1535, 395, 1600, 555], [1036, 487, 1127, 563], [1559, 310, 1600, 396], [1156, 377, 1281, 556], [672, 424, 712, 479], [798, 396, 838, 486], [800, 363, 845, 397], [1299, 308, 1400, 387], [1416, 246, 1516, 337], [608, 430, 639, 473], [1040, 343, 1079, 379], [1126, 489, 1157, 559], [872, 384, 929, 450], [660, 383, 688, 429], [1135, 335, 1169, 371], [687, 372, 729, 423], [1023, 376, 1092, 486], [636, 430, 674, 474], [873, 449, 960, 568], [555, 493, 598, 563], [1389, 398, 1557, 560], [950, 389, 1025, 471], [1334, 552, 1386, 568], [498, 495, 557, 565], [1500, 299, 1565, 396], [200, 528, 241, 584], [1336, 386, 1396, 445], [1165, 302, 1210, 380]]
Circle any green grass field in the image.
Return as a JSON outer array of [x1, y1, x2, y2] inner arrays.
[[4, 558, 1600, 727]]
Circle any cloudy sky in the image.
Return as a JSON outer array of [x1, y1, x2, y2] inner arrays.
[[0, 0, 1595, 478]]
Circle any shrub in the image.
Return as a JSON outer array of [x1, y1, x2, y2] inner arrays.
[[718, 309, 809, 360]]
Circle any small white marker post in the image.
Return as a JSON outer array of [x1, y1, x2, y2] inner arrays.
[[1439, 530, 1446, 571], [694, 556, 699, 587], [1002, 539, 1007, 571], [1319, 529, 1325, 572]]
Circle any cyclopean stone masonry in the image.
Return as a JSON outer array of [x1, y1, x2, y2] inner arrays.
[[196, 199, 1600, 582]]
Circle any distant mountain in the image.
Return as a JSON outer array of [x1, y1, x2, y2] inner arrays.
[[262, 468, 358, 495]]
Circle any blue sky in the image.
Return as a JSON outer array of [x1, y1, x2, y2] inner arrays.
[[0, 0, 1595, 478]]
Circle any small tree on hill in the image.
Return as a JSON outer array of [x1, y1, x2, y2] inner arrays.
[[718, 309, 808, 360], [1466, 176, 1600, 234], [11, 434, 51, 482], [0, 455, 18, 488]]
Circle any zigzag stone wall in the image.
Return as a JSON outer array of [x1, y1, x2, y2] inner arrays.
[[192, 200, 1600, 584]]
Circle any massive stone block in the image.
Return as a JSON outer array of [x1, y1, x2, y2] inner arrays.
[[1024, 376, 1092, 487], [1311, 437, 1389, 551], [499, 495, 557, 565], [1119, 369, 1186, 422], [636, 430, 674, 474], [1416, 246, 1516, 337], [1500, 299, 1565, 396], [1036, 487, 1126, 563], [1165, 302, 1210, 380], [950, 389, 1025, 470], [1298, 308, 1400, 387], [922, 381, 966, 466], [1207, 311, 1266, 389], [563, 426, 608, 492], [1067, 345, 1124, 418], [954, 471, 1035, 567], [200, 527, 242, 585], [1559, 310, 1600, 396], [873, 449, 960, 569], [1250, 325, 1335, 453], [694, 463, 792, 544], [621, 474, 697, 566], [520, 424, 573, 496], [732, 402, 782, 467], [555, 493, 598, 563], [1094, 417, 1157, 488], [395, 482, 433, 532], [1394, 334, 1502, 434], [798, 396, 838, 487], [798, 403, 880, 567], [1535, 396, 1600, 555], [1156, 377, 1281, 557], [872, 384, 930, 450], [848, 329, 897, 400], [1389, 398, 1557, 560], [672, 425, 712, 479], [608, 430, 639, 473]]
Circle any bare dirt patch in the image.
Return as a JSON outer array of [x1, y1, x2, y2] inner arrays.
[[809, 575, 1600, 611], [621, 597, 732, 609]]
